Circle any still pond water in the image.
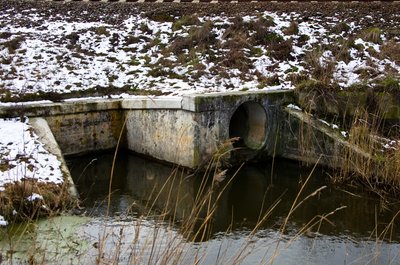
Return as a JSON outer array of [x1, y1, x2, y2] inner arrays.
[[2, 152, 400, 264]]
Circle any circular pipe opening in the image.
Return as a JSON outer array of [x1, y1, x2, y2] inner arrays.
[[229, 101, 267, 150]]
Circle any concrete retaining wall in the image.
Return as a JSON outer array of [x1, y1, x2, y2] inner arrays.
[[0, 90, 296, 168], [46, 110, 124, 156], [125, 109, 197, 167]]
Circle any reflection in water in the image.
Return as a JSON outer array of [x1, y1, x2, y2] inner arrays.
[[67, 152, 400, 264], [69, 152, 400, 241]]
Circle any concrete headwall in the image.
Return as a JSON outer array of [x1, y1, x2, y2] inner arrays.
[[0, 91, 295, 168], [184, 90, 294, 165], [125, 109, 197, 167]]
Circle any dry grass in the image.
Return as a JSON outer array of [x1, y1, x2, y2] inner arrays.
[[304, 48, 336, 83], [2, 152, 398, 264], [221, 48, 251, 72], [360, 27, 382, 44], [380, 41, 400, 65], [296, 100, 400, 196], [269, 39, 293, 60], [221, 31, 251, 50], [330, 22, 351, 35], [283, 21, 299, 35], [172, 15, 201, 31], [330, 38, 354, 64], [169, 20, 216, 54], [376, 76, 400, 92], [1, 37, 24, 54], [337, 108, 400, 194], [91, 142, 351, 265], [294, 79, 340, 116], [0, 180, 76, 222]]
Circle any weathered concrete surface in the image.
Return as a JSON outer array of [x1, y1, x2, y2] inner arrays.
[[45, 110, 124, 156], [125, 109, 197, 167], [121, 97, 182, 110], [29, 117, 79, 198], [281, 107, 372, 169], [0, 99, 125, 156], [0, 90, 296, 168], [0, 99, 122, 118], [185, 90, 294, 166]]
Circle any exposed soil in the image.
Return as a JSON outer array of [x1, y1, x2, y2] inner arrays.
[[1, 0, 400, 28]]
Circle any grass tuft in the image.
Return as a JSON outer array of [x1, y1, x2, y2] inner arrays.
[[381, 40, 400, 64], [376, 76, 400, 92], [169, 20, 216, 54], [331, 22, 351, 35], [283, 21, 299, 35], [304, 48, 336, 83], [172, 15, 201, 31], [1, 37, 24, 54], [94, 26, 109, 36], [361, 27, 382, 44], [0, 180, 76, 222]]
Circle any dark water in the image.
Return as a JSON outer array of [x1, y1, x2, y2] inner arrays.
[[67, 152, 400, 264]]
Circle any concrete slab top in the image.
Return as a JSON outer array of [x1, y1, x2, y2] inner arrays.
[[0, 90, 294, 118]]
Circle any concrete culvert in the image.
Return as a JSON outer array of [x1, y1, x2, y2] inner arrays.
[[229, 101, 267, 150]]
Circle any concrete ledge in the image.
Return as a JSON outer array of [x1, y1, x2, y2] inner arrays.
[[0, 91, 294, 117], [121, 97, 182, 110], [0, 99, 122, 118], [182, 90, 294, 112]]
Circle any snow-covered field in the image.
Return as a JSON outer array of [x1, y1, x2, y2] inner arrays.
[[0, 1, 399, 225], [0, 3, 399, 100]]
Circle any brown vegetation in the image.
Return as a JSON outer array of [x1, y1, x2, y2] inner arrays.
[[0, 180, 76, 222]]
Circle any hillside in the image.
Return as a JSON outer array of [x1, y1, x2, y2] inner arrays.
[[0, 0, 399, 102]]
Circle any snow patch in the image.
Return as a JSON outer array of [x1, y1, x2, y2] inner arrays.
[[0, 215, 8, 226], [27, 193, 44, 202], [0, 118, 64, 190]]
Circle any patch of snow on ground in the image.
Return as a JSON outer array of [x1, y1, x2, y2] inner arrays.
[[0, 118, 64, 191], [27, 193, 44, 202], [0, 215, 8, 226], [0, 6, 398, 99]]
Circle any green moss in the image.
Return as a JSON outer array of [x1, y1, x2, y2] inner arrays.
[[265, 74, 280, 86], [128, 58, 140, 66], [0, 32, 12, 39], [148, 67, 183, 80], [139, 23, 152, 34], [284, 66, 299, 74], [124, 35, 141, 46], [298, 34, 310, 45], [144, 11, 175, 23], [295, 79, 325, 92]]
